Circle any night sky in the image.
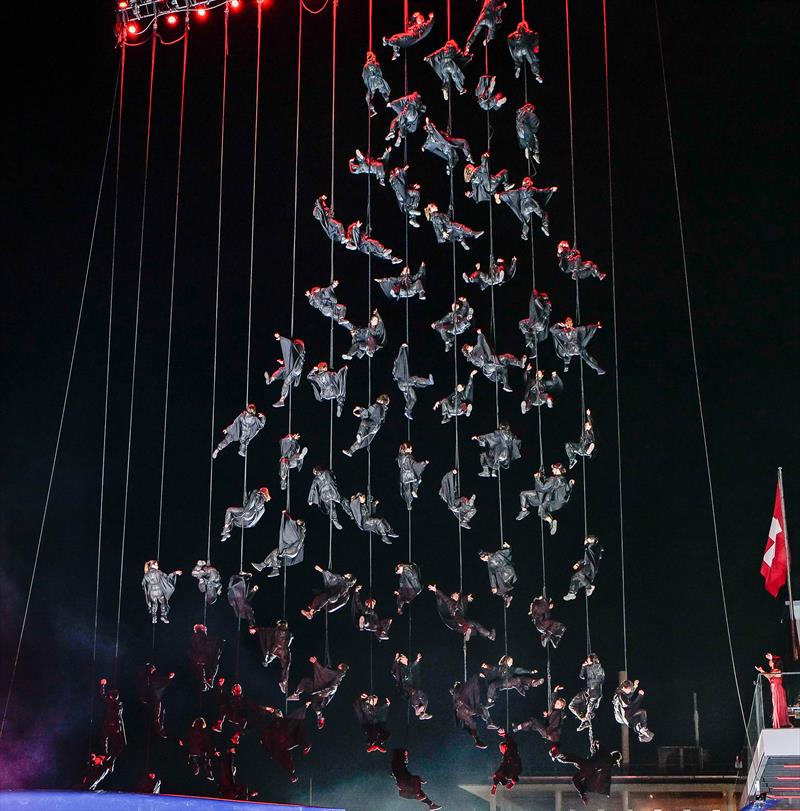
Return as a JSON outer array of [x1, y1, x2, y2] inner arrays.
[[2, 1, 798, 809]]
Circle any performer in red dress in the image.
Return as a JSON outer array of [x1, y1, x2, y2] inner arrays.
[[756, 653, 791, 729]]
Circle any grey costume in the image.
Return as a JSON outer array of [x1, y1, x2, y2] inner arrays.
[[385, 92, 426, 147], [288, 659, 349, 729], [254, 622, 293, 693], [303, 568, 357, 617], [463, 256, 516, 290], [395, 563, 422, 614], [425, 203, 484, 250], [252, 511, 306, 578], [464, 153, 510, 203], [518, 289, 552, 353], [474, 425, 522, 476], [550, 319, 605, 374], [393, 344, 433, 418], [495, 177, 556, 239], [383, 11, 435, 60], [362, 50, 391, 116], [348, 147, 392, 187], [391, 656, 431, 719], [352, 589, 393, 640], [397, 445, 429, 509], [569, 654, 605, 731], [481, 545, 517, 607], [431, 587, 495, 642], [422, 118, 473, 175], [431, 297, 474, 351], [482, 661, 543, 707], [279, 434, 307, 490], [345, 221, 402, 264], [221, 488, 270, 542], [462, 331, 525, 391], [529, 596, 566, 649], [266, 336, 306, 407], [557, 241, 605, 281], [307, 467, 344, 529], [388, 166, 422, 228], [613, 681, 654, 743], [341, 310, 386, 359], [564, 537, 603, 599], [515, 687, 564, 742], [515, 103, 541, 162], [142, 564, 180, 623], [466, 0, 507, 51], [306, 281, 348, 324], [521, 367, 563, 413], [191, 561, 222, 606], [345, 493, 398, 544], [376, 264, 426, 300], [424, 40, 473, 100], [214, 407, 265, 458], [451, 675, 494, 748], [566, 410, 596, 468], [307, 363, 348, 417], [475, 74, 507, 111], [517, 467, 573, 533], [227, 572, 258, 628], [344, 399, 388, 455], [312, 195, 346, 244], [507, 20, 541, 81], [434, 372, 477, 423], [439, 470, 477, 529]]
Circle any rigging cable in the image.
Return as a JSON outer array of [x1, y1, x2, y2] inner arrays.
[[653, 0, 749, 740]]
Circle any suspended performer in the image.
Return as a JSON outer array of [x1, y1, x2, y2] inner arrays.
[[434, 372, 478, 424], [220, 486, 271, 542], [392, 652, 432, 720], [529, 596, 566, 649], [307, 361, 348, 417], [514, 685, 566, 743], [354, 693, 392, 753], [397, 442, 429, 509], [563, 535, 604, 600], [306, 280, 348, 324], [482, 655, 544, 707], [464, 153, 510, 204], [79, 753, 112, 791], [566, 409, 595, 468], [383, 11, 435, 60], [344, 492, 399, 544], [431, 297, 474, 351], [345, 221, 403, 264], [142, 560, 182, 624], [391, 749, 442, 809], [507, 20, 541, 82], [191, 560, 221, 606], [187, 623, 223, 693], [521, 366, 563, 413], [569, 652, 605, 732], [475, 74, 507, 111], [98, 678, 126, 762], [472, 423, 523, 477], [386, 92, 427, 147], [479, 543, 517, 608], [451, 675, 495, 749], [307, 466, 345, 529], [265, 334, 306, 408], [279, 433, 308, 490], [394, 344, 434, 419], [516, 463, 574, 534], [557, 240, 606, 281], [424, 40, 473, 100], [551, 741, 622, 805], [250, 619, 293, 694], [363, 51, 391, 116], [495, 177, 557, 239], [260, 705, 311, 784], [519, 289, 552, 354], [550, 316, 606, 374], [394, 562, 422, 615], [212, 403, 265, 459], [348, 147, 392, 187], [515, 103, 541, 163], [252, 511, 306, 578], [463, 255, 517, 290], [227, 573, 259, 629], [136, 663, 174, 739], [491, 728, 522, 795], [389, 166, 423, 228], [466, 0, 507, 52], [376, 263, 426, 300], [212, 681, 258, 744], [215, 746, 254, 800], [352, 585, 393, 640], [134, 772, 162, 795], [178, 718, 216, 781], [428, 584, 496, 642], [462, 330, 526, 391], [422, 118, 474, 175], [313, 195, 347, 244], [288, 657, 349, 730], [341, 309, 387, 359], [343, 394, 390, 456], [440, 469, 477, 529], [301, 565, 358, 620], [613, 678, 654, 743]]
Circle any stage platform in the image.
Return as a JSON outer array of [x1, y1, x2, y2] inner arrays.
[[0, 792, 345, 811]]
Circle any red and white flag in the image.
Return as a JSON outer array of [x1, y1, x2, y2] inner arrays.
[[761, 482, 788, 597]]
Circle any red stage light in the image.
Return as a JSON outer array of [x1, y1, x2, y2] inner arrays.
[[230, 0, 242, 8], [127, 22, 139, 34], [118, 0, 129, 8], [196, 5, 208, 18], [166, 13, 178, 25]]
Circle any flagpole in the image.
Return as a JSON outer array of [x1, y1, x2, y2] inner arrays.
[[778, 467, 800, 662]]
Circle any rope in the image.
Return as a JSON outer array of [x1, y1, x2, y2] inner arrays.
[[654, 0, 749, 741], [602, 0, 628, 675]]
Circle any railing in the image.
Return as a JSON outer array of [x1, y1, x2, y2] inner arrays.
[[743, 670, 800, 767]]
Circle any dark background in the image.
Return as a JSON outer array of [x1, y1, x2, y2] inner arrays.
[[1, 1, 798, 808]]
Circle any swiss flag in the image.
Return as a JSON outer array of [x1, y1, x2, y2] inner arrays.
[[761, 484, 788, 598]]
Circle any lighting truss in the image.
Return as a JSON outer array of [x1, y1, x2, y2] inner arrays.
[[116, 0, 240, 27]]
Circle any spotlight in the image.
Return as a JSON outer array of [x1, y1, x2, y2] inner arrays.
[[196, 5, 208, 18], [127, 22, 139, 34], [230, 0, 241, 8], [166, 13, 178, 25], [118, 0, 129, 8]]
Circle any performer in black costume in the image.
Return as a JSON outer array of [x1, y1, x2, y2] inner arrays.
[[307, 466, 345, 529], [391, 749, 442, 809], [563, 535, 603, 600], [136, 663, 174, 738], [301, 565, 357, 619], [345, 221, 403, 264], [425, 40, 473, 100], [341, 309, 386, 360], [431, 297, 474, 350], [566, 409, 595, 468], [491, 728, 522, 795], [98, 678, 126, 762], [345, 492, 399, 544], [521, 366, 563, 413], [388, 166, 423, 228], [142, 560, 182, 624], [394, 562, 422, 615], [383, 11, 435, 60], [377, 264, 426, 300], [391, 652, 432, 720], [343, 394, 390, 456], [464, 153, 510, 203], [479, 543, 517, 607], [569, 653, 605, 732], [250, 620, 293, 694], [307, 361, 348, 417], [265, 334, 306, 407], [385, 92, 427, 147], [482, 655, 544, 706], [472, 422, 522, 476], [451, 675, 495, 748], [363, 50, 391, 116], [178, 718, 216, 780], [507, 20, 541, 82], [279, 433, 307, 490], [475, 74, 507, 111], [212, 681, 257, 744], [393, 344, 434, 418], [495, 176, 557, 239], [306, 280, 348, 324], [557, 240, 606, 281], [260, 705, 312, 784], [551, 741, 622, 805], [313, 195, 347, 244], [352, 585, 393, 641], [220, 487, 271, 542], [397, 442, 429, 508], [252, 511, 306, 578], [434, 371, 477, 425], [79, 754, 112, 791], [348, 147, 392, 186], [516, 464, 574, 534], [529, 596, 566, 649], [463, 256, 516, 290], [226, 573, 259, 628], [440, 469, 477, 529], [466, 0, 507, 51], [613, 679, 655, 742], [514, 685, 566, 743], [422, 119, 474, 174], [519, 289, 552, 353], [213, 403, 265, 459], [191, 560, 221, 606], [462, 330, 525, 392], [187, 623, 223, 693], [515, 103, 541, 163], [428, 584, 496, 642], [550, 316, 605, 374], [354, 693, 392, 753]]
